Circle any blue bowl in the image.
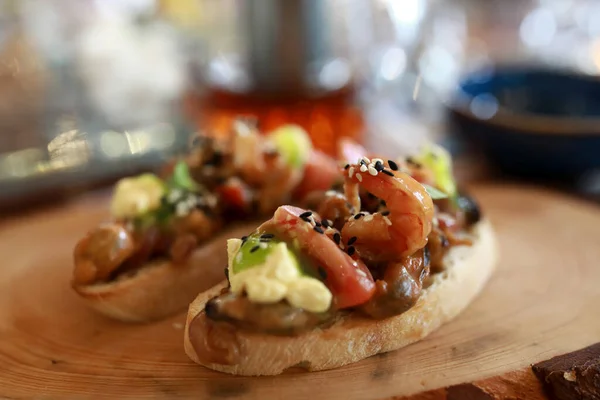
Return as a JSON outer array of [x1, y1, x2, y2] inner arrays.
[[446, 66, 600, 180]]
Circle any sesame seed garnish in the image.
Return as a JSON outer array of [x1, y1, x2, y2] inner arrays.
[[363, 214, 374, 222], [381, 210, 390, 216], [333, 233, 341, 245], [315, 221, 322, 227], [313, 226, 325, 234], [356, 269, 367, 277], [361, 157, 371, 164], [356, 173, 363, 182], [383, 216, 392, 226], [359, 164, 368, 173], [325, 190, 337, 197], [299, 211, 312, 219], [347, 246, 356, 256], [354, 213, 364, 220], [374, 160, 384, 172], [241, 235, 248, 242], [344, 164, 350, 170], [339, 243, 345, 250], [260, 233, 274, 239], [348, 236, 357, 245], [388, 160, 399, 171], [349, 167, 355, 178], [368, 166, 378, 176], [382, 169, 394, 177], [250, 245, 260, 253], [321, 219, 330, 228], [259, 242, 268, 249]]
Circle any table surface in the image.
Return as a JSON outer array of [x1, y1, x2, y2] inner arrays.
[[0, 183, 598, 399]]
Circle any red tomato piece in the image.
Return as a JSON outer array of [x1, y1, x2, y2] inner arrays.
[[260, 205, 376, 309]]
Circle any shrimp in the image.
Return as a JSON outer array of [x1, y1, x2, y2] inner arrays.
[[340, 158, 434, 262]]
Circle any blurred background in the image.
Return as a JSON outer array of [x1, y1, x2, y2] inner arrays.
[[1, 0, 599, 212]]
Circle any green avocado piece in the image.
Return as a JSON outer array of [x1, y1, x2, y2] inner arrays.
[[414, 143, 457, 198], [232, 234, 312, 278], [171, 160, 199, 192], [269, 125, 313, 169]]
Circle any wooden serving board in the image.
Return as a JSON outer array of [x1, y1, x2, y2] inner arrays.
[[0, 184, 598, 399]]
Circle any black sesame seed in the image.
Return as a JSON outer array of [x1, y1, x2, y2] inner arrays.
[[381, 210, 390, 216], [241, 235, 248, 242], [388, 160, 399, 171], [333, 233, 341, 245], [321, 219, 330, 228], [318, 267, 328, 280], [382, 169, 394, 177], [299, 211, 313, 219], [347, 236, 357, 245], [344, 164, 350, 170], [353, 213, 364, 220], [260, 233, 275, 239], [250, 245, 260, 253], [315, 221, 322, 227], [259, 237, 271, 242], [313, 226, 325, 234], [347, 246, 356, 256], [374, 161, 384, 172]]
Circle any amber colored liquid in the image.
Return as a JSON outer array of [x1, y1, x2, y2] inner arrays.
[[184, 85, 365, 157]]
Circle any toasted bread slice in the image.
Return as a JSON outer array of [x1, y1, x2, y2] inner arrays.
[[183, 219, 497, 375], [73, 223, 258, 323]]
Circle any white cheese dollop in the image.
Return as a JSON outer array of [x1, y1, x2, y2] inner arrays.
[[110, 173, 165, 219], [226, 239, 332, 313]]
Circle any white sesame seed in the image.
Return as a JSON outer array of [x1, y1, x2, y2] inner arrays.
[[176, 202, 189, 217], [349, 167, 355, 178], [372, 158, 384, 164], [383, 216, 392, 226], [325, 190, 337, 197], [356, 173, 363, 182], [259, 242, 268, 249], [361, 156, 371, 164], [339, 243, 345, 250], [368, 166, 378, 176], [359, 164, 368, 173], [168, 189, 182, 203], [206, 195, 217, 207], [363, 214, 374, 222], [356, 269, 367, 277]]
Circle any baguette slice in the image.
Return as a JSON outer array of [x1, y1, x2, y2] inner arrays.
[[73, 223, 259, 323], [183, 219, 498, 375]]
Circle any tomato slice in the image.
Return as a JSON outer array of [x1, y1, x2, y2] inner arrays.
[[261, 205, 376, 309], [293, 150, 341, 200], [216, 178, 251, 211]]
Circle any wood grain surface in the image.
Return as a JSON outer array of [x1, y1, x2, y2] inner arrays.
[[0, 184, 598, 399]]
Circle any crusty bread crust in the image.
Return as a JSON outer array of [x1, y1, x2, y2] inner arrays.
[[183, 219, 498, 375], [73, 223, 259, 323]]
